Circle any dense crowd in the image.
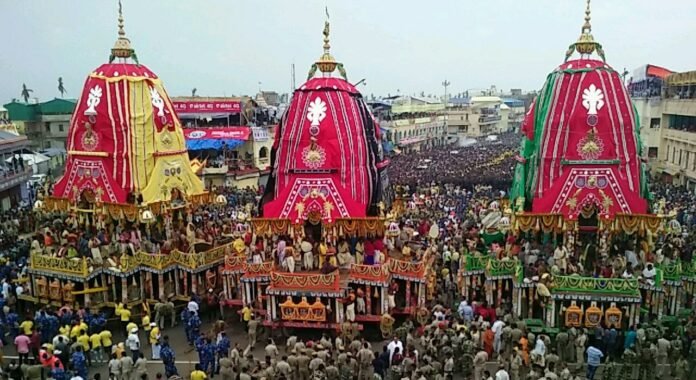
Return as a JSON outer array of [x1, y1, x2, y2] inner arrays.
[[387, 133, 518, 189], [2, 137, 696, 380]]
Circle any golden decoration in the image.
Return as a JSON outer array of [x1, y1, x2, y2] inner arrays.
[[323, 201, 334, 216]]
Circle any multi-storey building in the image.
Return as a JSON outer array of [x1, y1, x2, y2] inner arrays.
[[446, 96, 513, 142], [3, 98, 76, 150], [631, 66, 696, 189], [376, 96, 447, 153], [0, 131, 32, 210]]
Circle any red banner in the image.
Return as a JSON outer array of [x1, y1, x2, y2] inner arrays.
[[184, 127, 251, 141], [173, 100, 242, 114]]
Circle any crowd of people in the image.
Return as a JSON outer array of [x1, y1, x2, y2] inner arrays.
[[2, 134, 696, 380], [387, 133, 518, 190]]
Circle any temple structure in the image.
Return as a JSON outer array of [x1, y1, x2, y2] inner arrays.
[[257, 15, 389, 230], [52, 1, 204, 206], [228, 14, 431, 333], [26, 2, 223, 310], [457, 1, 678, 330]]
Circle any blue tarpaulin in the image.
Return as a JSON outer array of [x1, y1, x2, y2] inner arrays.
[[186, 139, 244, 150], [382, 140, 394, 153]]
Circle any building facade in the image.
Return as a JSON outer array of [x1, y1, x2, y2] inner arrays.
[[377, 96, 447, 152], [3, 98, 76, 150], [0, 131, 32, 210], [632, 68, 696, 189], [445, 96, 514, 142], [4, 98, 76, 150]]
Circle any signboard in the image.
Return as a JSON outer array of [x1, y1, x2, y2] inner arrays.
[[173, 100, 242, 114], [184, 127, 251, 141]]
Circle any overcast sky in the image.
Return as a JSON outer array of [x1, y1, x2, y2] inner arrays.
[[2, 0, 695, 103]]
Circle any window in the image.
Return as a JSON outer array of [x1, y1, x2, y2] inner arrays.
[[58, 124, 64, 132], [650, 118, 661, 129], [666, 145, 670, 161], [258, 147, 268, 160], [45, 122, 51, 132], [648, 147, 658, 158], [672, 148, 676, 164], [680, 149, 683, 166]]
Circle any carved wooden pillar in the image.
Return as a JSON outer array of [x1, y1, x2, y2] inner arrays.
[[191, 272, 197, 296], [157, 272, 164, 300], [365, 285, 372, 315], [405, 280, 411, 311], [121, 276, 128, 304]]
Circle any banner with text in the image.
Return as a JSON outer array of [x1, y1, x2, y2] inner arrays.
[[173, 100, 242, 114], [184, 127, 251, 141]]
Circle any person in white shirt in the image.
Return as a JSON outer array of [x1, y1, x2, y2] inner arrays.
[[126, 328, 141, 359], [492, 319, 506, 354], [187, 299, 199, 314], [386, 336, 403, 365], [495, 364, 510, 380]]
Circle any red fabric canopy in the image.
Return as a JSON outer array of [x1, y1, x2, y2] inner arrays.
[[531, 59, 648, 216], [262, 76, 381, 222]]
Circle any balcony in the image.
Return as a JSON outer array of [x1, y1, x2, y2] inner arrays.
[[479, 115, 502, 124], [0, 169, 31, 192], [663, 128, 696, 145]]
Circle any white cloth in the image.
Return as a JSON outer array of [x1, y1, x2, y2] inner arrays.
[[126, 333, 140, 351], [495, 369, 510, 380], [187, 300, 199, 314], [387, 340, 404, 365]]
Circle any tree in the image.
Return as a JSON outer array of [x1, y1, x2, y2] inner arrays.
[[21, 83, 33, 103]]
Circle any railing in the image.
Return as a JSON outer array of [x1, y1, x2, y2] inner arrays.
[[0, 169, 32, 192], [172, 242, 231, 270], [479, 115, 502, 123], [658, 260, 682, 282], [349, 262, 390, 283], [31, 242, 233, 277], [550, 275, 640, 296], [30, 254, 89, 277], [461, 255, 521, 279], [462, 255, 488, 272], [270, 271, 340, 291]]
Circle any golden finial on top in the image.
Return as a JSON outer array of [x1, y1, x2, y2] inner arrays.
[[315, 6, 337, 75], [117, 0, 126, 37], [582, 0, 592, 33], [110, 0, 138, 63], [568, 0, 604, 61]]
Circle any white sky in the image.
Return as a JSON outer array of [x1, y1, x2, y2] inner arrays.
[[1, 0, 695, 102]]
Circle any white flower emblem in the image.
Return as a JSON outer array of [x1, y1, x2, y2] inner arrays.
[[150, 87, 165, 117], [582, 84, 605, 115], [306, 97, 327, 127], [84, 85, 103, 116]]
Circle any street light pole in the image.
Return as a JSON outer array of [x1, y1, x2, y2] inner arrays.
[[442, 80, 450, 107], [441, 80, 451, 147]]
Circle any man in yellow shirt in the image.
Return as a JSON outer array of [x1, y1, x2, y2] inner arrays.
[[90, 332, 103, 363], [149, 322, 161, 360], [120, 306, 132, 335], [19, 319, 34, 336], [70, 324, 82, 340], [76, 330, 92, 366], [100, 329, 113, 359], [190, 364, 208, 380], [126, 322, 138, 337]]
